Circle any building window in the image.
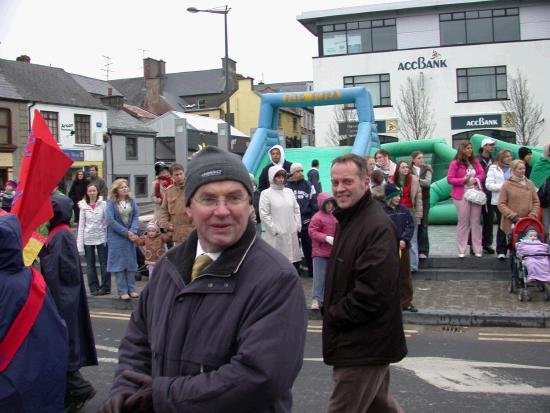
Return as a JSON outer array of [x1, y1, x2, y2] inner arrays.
[[134, 175, 148, 198], [41, 111, 59, 141], [126, 137, 138, 160], [321, 18, 396, 56], [344, 74, 391, 107], [0, 108, 11, 145], [74, 114, 91, 144], [292, 117, 298, 132], [440, 8, 519, 46], [457, 66, 507, 102], [198, 99, 206, 109]]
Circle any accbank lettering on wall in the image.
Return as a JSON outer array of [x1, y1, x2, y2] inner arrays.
[[398, 50, 447, 71]]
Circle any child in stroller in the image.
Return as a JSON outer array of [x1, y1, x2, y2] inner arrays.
[[514, 222, 550, 301]]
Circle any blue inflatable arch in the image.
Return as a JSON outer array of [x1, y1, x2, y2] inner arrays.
[[242, 87, 379, 173]]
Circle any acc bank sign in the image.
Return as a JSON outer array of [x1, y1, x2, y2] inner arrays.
[[398, 50, 447, 71]]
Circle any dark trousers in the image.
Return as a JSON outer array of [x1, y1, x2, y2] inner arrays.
[[494, 208, 507, 255], [299, 221, 313, 274], [418, 198, 430, 256], [84, 243, 109, 292], [399, 248, 413, 309], [481, 203, 495, 249], [65, 370, 95, 404], [327, 365, 403, 413]]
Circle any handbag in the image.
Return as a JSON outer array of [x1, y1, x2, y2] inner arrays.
[[464, 188, 487, 205]]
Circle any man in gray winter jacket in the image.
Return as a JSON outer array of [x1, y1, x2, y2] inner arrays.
[[100, 146, 307, 413]]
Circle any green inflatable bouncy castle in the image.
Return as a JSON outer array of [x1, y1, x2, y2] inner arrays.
[[253, 134, 550, 225]]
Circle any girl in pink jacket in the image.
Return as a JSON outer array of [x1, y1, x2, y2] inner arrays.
[[308, 192, 337, 310], [447, 140, 485, 258]]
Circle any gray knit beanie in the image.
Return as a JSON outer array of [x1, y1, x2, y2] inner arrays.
[[185, 146, 253, 205]]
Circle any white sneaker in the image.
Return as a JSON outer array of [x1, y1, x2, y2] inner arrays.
[[311, 299, 320, 310], [475, 253, 482, 258], [458, 253, 465, 258], [419, 253, 428, 259], [498, 254, 506, 260]]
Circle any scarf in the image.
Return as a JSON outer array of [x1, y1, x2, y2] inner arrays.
[[510, 174, 527, 186]]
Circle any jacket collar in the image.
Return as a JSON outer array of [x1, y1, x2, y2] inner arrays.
[[165, 219, 257, 285], [333, 192, 371, 225]]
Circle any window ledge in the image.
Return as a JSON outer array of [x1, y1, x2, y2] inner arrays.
[[455, 98, 508, 103], [0, 144, 17, 153]]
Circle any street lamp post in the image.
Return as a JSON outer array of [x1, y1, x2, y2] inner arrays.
[[187, 5, 232, 129]]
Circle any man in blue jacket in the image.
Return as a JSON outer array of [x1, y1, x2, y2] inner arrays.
[[100, 146, 307, 413], [0, 213, 68, 413]]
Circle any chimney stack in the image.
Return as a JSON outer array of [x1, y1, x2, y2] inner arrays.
[[16, 55, 31, 63]]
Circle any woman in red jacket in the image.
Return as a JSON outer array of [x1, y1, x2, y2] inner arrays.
[[447, 140, 485, 258]]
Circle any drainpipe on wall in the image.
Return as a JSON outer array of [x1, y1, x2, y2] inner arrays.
[[108, 129, 114, 185], [27, 101, 36, 133]]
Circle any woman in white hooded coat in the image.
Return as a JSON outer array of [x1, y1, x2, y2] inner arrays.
[[260, 165, 302, 269]]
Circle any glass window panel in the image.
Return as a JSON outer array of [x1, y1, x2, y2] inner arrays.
[[334, 24, 346, 31], [347, 22, 358, 30], [344, 77, 354, 85], [0, 110, 8, 125], [441, 20, 466, 45], [381, 74, 390, 81], [468, 67, 494, 76], [384, 19, 395, 26], [466, 17, 493, 43], [493, 9, 505, 17], [372, 20, 383, 27], [494, 16, 520, 42], [496, 66, 506, 74], [468, 75, 496, 100], [359, 20, 371, 28], [466, 11, 478, 19], [322, 32, 347, 55], [453, 12, 465, 19], [0, 129, 8, 144], [381, 97, 391, 106], [506, 8, 519, 16], [479, 10, 491, 18], [440, 13, 451, 21], [347, 29, 368, 53], [458, 77, 468, 92], [497, 91, 508, 99], [322, 25, 333, 32], [354, 75, 379, 83], [364, 83, 381, 106], [380, 81, 391, 98], [372, 26, 396, 51], [496, 74, 507, 90], [457, 69, 467, 76], [458, 92, 468, 101]]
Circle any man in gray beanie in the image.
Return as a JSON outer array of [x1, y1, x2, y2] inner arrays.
[[100, 146, 306, 413]]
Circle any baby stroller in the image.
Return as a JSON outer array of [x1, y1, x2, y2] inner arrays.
[[509, 217, 550, 301]]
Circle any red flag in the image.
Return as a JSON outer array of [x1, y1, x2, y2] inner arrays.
[[11, 110, 73, 245]]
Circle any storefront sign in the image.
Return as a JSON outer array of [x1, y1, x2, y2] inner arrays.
[[398, 50, 447, 71], [62, 149, 85, 161], [61, 123, 74, 131], [451, 114, 503, 130], [338, 119, 398, 135]]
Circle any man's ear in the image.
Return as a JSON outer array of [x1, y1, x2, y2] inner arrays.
[[185, 207, 193, 222]]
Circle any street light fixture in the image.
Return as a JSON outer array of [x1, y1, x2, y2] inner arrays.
[[187, 5, 232, 131]]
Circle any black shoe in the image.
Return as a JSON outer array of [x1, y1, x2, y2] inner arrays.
[[469, 248, 475, 256], [98, 288, 110, 296], [403, 305, 418, 313], [483, 247, 495, 254], [65, 387, 96, 413], [90, 289, 100, 296]]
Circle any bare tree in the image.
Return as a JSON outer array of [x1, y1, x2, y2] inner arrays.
[[326, 105, 358, 146], [395, 75, 435, 140], [501, 70, 544, 146]]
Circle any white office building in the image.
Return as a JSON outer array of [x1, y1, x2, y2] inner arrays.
[[298, 0, 550, 148]]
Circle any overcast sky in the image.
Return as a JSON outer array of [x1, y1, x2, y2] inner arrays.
[[0, 0, 399, 83]]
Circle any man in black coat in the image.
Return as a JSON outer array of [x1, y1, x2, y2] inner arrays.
[[39, 195, 98, 411]]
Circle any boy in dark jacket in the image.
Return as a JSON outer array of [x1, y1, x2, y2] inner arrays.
[[1, 179, 17, 212], [383, 183, 418, 312]]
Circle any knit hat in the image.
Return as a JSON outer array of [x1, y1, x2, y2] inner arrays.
[[290, 162, 304, 174], [384, 182, 402, 199], [518, 147, 532, 160], [185, 146, 253, 206], [5, 179, 17, 188], [525, 226, 539, 236], [146, 222, 159, 232]]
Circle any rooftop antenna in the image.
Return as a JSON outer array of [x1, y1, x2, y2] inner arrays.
[[101, 55, 113, 80], [138, 48, 150, 71]]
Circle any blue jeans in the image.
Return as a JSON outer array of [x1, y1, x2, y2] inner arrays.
[[256, 223, 262, 238], [312, 257, 328, 302], [408, 209, 419, 272], [84, 243, 109, 292], [114, 270, 136, 296]]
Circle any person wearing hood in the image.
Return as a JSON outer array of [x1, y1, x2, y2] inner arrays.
[[308, 192, 337, 310], [518, 147, 533, 179], [38, 194, 98, 412], [258, 145, 293, 191], [0, 213, 68, 412], [77, 182, 109, 295], [259, 166, 302, 270], [287, 162, 318, 276]]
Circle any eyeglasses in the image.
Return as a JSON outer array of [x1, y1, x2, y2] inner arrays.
[[193, 195, 250, 209]]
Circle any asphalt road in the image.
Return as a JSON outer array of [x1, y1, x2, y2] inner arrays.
[[81, 311, 550, 413]]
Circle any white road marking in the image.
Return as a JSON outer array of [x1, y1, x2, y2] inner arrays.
[[98, 357, 118, 364], [479, 332, 550, 338], [479, 337, 550, 343], [394, 357, 550, 395], [96, 345, 119, 353]]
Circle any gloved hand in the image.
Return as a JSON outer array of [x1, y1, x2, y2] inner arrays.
[[325, 236, 334, 246], [121, 371, 154, 413], [98, 393, 132, 413], [511, 215, 520, 223]]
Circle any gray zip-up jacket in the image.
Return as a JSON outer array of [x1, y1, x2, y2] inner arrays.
[[110, 221, 307, 412]]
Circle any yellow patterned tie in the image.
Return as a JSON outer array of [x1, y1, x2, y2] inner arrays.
[[191, 254, 213, 281]]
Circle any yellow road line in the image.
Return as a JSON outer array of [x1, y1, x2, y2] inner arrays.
[[479, 333, 550, 338], [478, 337, 550, 343]]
